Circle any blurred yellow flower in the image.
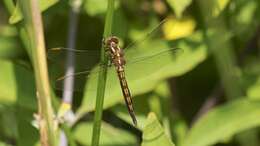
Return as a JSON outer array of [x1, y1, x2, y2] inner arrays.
[[162, 16, 196, 40]]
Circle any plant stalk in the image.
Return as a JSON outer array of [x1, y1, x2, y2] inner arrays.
[[91, 0, 115, 146], [18, 0, 57, 146]]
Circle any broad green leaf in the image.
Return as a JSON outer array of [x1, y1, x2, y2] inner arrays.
[[9, 0, 59, 24], [166, 0, 192, 18], [182, 98, 260, 146], [0, 60, 36, 109], [77, 31, 207, 116], [141, 112, 175, 146], [74, 122, 137, 146]]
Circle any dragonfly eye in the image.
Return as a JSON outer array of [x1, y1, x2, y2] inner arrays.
[[109, 36, 119, 44]]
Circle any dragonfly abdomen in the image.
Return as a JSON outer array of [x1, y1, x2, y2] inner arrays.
[[116, 69, 137, 126]]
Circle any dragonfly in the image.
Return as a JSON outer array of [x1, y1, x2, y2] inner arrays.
[[104, 36, 138, 125], [47, 18, 181, 126]]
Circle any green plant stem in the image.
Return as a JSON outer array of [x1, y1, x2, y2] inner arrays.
[[91, 0, 115, 146], [18, 1, 57, 146]]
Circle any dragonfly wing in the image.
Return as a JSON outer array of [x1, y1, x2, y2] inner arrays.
[[47, 47, 108, 92], [122, 17, 182, 66], [127, 47, 181, 64], [124, 39, 182, 66], [50, 64, 117, 92], [47, 47, 101, 71], [124, 17, 170, 51]]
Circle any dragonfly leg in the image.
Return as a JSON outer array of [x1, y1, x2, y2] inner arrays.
[[102, 38, 106, 46], [107, 60, 113, 67]]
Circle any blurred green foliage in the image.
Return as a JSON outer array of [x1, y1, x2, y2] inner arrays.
[[0, 0, 259, 146]]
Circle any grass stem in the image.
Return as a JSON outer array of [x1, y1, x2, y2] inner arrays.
[[91, 0, 115, 146]]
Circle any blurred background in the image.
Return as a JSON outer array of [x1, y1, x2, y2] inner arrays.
[[0, 0, 260, 146]]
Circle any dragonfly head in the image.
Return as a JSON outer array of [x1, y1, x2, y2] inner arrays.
[[107, 36, 119, 45]]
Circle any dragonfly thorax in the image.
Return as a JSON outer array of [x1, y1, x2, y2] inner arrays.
[[105, 36, 126, 67]]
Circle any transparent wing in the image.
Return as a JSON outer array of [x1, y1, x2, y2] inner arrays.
[[47, 47, 103, 92], [123, 17, 170, 51], [47, 47, 101, 71]]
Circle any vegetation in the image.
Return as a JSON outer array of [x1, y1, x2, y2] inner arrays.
[[0, 0, 259, 146]]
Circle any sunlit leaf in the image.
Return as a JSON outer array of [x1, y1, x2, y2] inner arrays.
[[141, 112, 175, 146], [182, 99, 260, 146]]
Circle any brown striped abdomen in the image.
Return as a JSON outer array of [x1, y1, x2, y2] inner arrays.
[[117, 69, 137, 126]]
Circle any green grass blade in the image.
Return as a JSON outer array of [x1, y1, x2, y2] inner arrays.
[[91, 0, 115, 146]]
